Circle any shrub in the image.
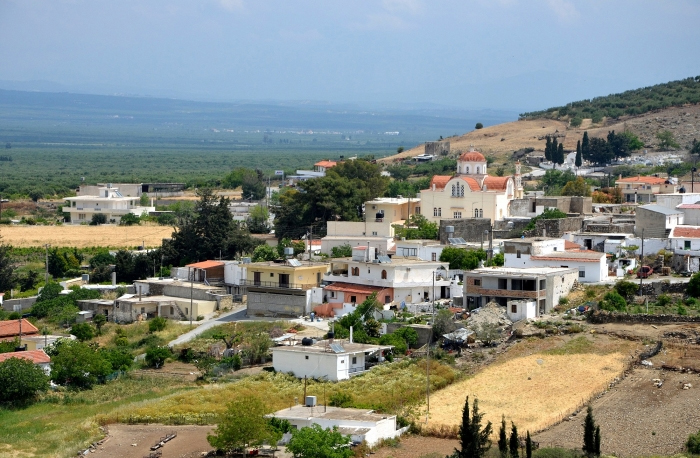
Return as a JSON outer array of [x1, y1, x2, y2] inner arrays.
[[148, 316, 167, 333], [475, 123, 484, 129], [70, 323, 96, 341], [687, 429, 700, 454], [656, 294, 672, 308], [559, 297, 569, 306], [599, 291, 626, 312], [677, 304, 688, 316], [145, 346, 171, 368], [614, 280, 638, 301], [0, 357, 50, 403], [329, 391, 354, 408]]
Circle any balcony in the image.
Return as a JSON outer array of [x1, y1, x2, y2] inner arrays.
[[240, 279, 317, 291], [466, 287, 538, 299]]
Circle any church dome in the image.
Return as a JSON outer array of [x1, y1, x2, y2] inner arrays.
[[459, 151, 486, 162]]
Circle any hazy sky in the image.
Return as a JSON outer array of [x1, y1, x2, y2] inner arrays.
[[1, 0, 699, 111]]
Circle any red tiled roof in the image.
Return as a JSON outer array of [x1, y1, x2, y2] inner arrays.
[[671, 226, 700, 238], [186, 260, 225, 269], [0, 349, 50, 365], [459, 151, 486, 162], [324, 282, 385, 294], [428, 175, 452, 191], [564, 240, 582, 250], [482, 176, 510, 191], [314, 160, 337, 168], [616, 175, 666, 185], [677, 204, 700, 209], [461, 176, 482, 191], [0, 319, 39, 338]]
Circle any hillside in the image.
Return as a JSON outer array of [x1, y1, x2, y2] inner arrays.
[[380, 104, 700, 165], [520, 75, 700, 122]]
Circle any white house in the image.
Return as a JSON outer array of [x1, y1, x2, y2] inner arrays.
[[676, 204, 700, 226], [63, 185, 155, 224], [323, 246, 453, 311], [393, 239, 445, 262], [506, 300, 537, 322], [503, 238, 608, 283], [271, 340, 392, 381], [669, 226, 700, 272], [269, 404, 403, 447]]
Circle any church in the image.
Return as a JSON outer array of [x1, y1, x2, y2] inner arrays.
[[419, 149, 523, 223]]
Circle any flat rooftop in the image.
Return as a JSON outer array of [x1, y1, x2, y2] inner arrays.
[[272, 340, 392, 356], [469, 266, 577, 276], [272, 405, 392, 423]]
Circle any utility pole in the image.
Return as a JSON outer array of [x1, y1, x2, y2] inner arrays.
[[426, 270, 436, 424], [189, 267, 193, 326], [638, 229, 645, 296], [308, 226, 313, 265], [44, 244, 50, 286]]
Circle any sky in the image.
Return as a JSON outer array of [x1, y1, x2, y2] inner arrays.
[[1, 0, 699, 111]]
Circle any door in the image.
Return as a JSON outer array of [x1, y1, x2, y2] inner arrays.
[[253, 271, 261, 286], [279, 273, 290, 288]]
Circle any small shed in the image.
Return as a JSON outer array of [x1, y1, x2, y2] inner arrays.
[[507, 300, 537, 322]]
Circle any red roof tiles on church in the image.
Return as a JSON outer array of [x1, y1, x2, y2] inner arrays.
[[429, 175, 452, 191], [482, 176, 510, 191], [459, 151, 486, 162]]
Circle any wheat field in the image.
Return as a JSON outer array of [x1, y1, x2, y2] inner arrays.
[[0, 224, 173, 248], [425, 345, 632, 435]]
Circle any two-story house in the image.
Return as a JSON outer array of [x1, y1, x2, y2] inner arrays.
[[321, 247, 451, 316], [243, 259, 329, 317], [503, 237, 608, 283], [635, 204, 684, 237], [669, 226, 700, 273], [615, 175, 675, 203], [63, 185, 155, 224]]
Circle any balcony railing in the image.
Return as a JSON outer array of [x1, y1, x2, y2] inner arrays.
[[241, 279, 317, 290]]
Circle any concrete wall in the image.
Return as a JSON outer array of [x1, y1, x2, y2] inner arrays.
[[386, 323, 432, 347], [439, 218, 492, 244], [509, 197, 591, 217], [3, 297, 37, 312], [635, 207, 683, 237], [247, 287, 309, 317], [534, 217, 584, 238]]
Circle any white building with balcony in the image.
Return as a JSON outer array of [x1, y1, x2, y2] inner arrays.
[[322, 246, 453, 313], [63, 185, 155, 224]]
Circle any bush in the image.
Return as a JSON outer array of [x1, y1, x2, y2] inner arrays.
[[90, 213, 107, 225], [475, 123, 484, 129], [148, 316, 167, 333], [614, 280, 638, 301], [70, 323, 96, 341], [599, 291, 626, 312], [329, 391, 354, 408], [0, 357, 50, 403], [687, 430, 700, 454], [145, 346, 171, 368], [656, 294, 672, 308]]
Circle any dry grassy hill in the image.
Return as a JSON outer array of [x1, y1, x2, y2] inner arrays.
[[380, 105, 700, 165]]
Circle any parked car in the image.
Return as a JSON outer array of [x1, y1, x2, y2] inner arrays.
[[637, 265, 653, 278]]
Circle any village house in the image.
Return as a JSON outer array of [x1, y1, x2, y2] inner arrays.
[[463, 266, 578, 314], [614, 175, 675, 203], [0, 349, 51, 375], [321, 197, 419, 255], [503, 237, 608, 283], [669, 226, 700, 273], [63, 185, 155, 224], [419, 150, 523, 224], [0, 318, 39, 343], [269, 403, 403, 447], [271, 339, 392, 381], [635, 204, 684, 237], [319, 246, 453, 317], [243, 259, 328, 317]]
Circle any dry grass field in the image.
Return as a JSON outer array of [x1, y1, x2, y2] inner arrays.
[[424, 335, 638, 435], [0, 224, 173, 248]]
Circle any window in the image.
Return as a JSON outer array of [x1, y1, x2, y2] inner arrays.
[[431, 253, 437, 261], [438, 208, 441, 216], [385, 295, 391, 304], [540, 279, 546, 290], [516, 250, 521, 258], [511, 304, 517, 313], [78, 213, 86, 220], [476, 166, 480, 174], [350, 296, 357, 303], [474, 279, 481, 286], [305, 355, 309, 360], [498, 278, 507, 289], [372, 231, 377, 236], [352, 267, 359, 276], [381, 270, 387, 279], [415, 206, 420, 214], [454, 211, 462, 219], [352, 356, 357, 364], [330, 291, 335, 298], [479, 209, 483, 217], [466, 166, 470, 173], [685, 240, 691, 250], [317, 272, 321, 283], [553, 247, 557, 251], [451, 184, 456, 196], [579, 268, 586, 278], [434, 207, 439, 217], [170, 306, 174, 315], [270, 272, 274, 277], [474, 208, 479, 217]]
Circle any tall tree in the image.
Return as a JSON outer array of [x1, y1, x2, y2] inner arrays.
[[286, 424, 353, 458], [582, 405, 600, 457], [556, 143, 565, 168], [498, 415, 508, 458], [575, 140, 582, 168], [586, 138, 613, 166], [607, 130, 630, 159], [207, 397, 278, 453], [525, 431, 532, 458], [581, 131, 590, 161], [452, 396, 492, 458], [0, 240, 15, 293], [544, 136, 552, 162], [509, 422, 520, 458]]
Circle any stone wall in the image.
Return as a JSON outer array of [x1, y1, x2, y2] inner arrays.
[[493, 219, 531, 239], [585, 223, 635, 233], [534, 217, 584, 237], [386, 323, 432, 348], [638, 280, 688, 297], [589, 310, 700, 324], [439, 218, 492, 244], [425, 141, 450, 156]]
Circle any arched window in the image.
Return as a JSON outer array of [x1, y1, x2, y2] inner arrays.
[[381, 270, 387, 279], [352, 267, 359, 276], [460, 184, 465, 196], [466, 166, 470, 174], [434, 207, 439, 217], [476, 166, 480, 174], [479, 209, 483, 217], [474, 208, 479, 217], [451, 184, 456, 197]]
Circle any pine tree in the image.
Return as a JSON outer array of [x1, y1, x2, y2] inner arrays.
[[544, 136, 552, 161], [454, 397, 493, 458], [498, 415, 508, 458], [583, 405, 600, 457], [525, 431, 532, 458], [575, 140, 582, 168], [581, 131, 590, 161], [509, 422, 519, 458]]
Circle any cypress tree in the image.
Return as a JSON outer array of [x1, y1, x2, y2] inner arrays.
[[454, 397, 493, 458], [583, 405, 597, 457], [557, 143, 565, 166], [525, 431, 532, 458], [509, 422, 519, 458], [575, 140, 582, 168], [544, 136, 552, 161], [594, 426, 601, 457], [498, 415, 508, 458], [582, 131, 590, 161]]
